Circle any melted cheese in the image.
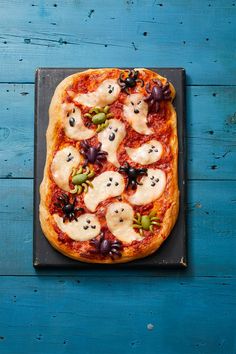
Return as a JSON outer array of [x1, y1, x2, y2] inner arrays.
[[98, 119, 126, 167], [74, 79, 121, 107], [128, 168, 166, 205], [125, 140, 163, 165], [123, 93, 153, 135], [51, 146, 80, 192], [64, 106, 95, 140], [84, 171, 125, 212], [106, 202, 142, 243], [54, 213, 101, 241]]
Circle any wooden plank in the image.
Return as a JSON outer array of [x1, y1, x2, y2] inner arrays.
[[0, 179, 235, 276], [187, 86, 236, 179], [0, 0, 235, 84], [0, 84, 235, 179], [0, 276, 234, 354], [0, 84, 33, 178]]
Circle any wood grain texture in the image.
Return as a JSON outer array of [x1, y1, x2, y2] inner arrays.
[[0, 1, 235, 353], [0, 179, 235, 276], [0, 84, 235, 179], [0, 84, 33, 178], [0, 276, 235, 354], [0, 0, 235, 84]]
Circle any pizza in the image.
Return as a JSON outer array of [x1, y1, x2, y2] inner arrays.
[[39, 68, 179, 263]]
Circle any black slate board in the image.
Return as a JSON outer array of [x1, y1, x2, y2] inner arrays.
[[34, 68, 187, 269]]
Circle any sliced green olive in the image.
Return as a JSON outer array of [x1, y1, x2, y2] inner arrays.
[[72, 173, 88, 185], [92, 112, 106, 125], [141, 215, 151, 230], [103, 106, 110, 113]]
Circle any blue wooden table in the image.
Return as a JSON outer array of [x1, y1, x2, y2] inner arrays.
[[0, 1, 235, 353]]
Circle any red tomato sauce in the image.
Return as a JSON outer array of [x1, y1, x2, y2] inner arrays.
[[49, 69, 176, 249]]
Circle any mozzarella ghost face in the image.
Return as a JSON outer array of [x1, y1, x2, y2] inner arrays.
[[126, 140, 163, 165], [64, 106, 95, 140], [98, 119, 126, 167], [74, 79, 121, 107], [123, 94, 153, 135], [128, 169, 166, 205], [106, 202, 142, 243], [84, 171, 125, 212], [51, 146, 80, 192], [54, 213, 101, 241]]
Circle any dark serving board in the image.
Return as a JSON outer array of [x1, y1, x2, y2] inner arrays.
[[34, 68, 187, 269]]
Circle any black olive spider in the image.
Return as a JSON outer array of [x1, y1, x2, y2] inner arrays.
[[117, 69, 144, 94], [54, 193, 83, 223]]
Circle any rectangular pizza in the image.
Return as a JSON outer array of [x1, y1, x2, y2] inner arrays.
[[39, 68, 179, 263]]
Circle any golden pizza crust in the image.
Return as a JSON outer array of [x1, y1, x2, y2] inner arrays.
[[39, 68, 179, 263]]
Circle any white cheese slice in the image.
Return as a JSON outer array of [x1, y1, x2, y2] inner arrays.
[[123, 93, 153, 135], [51, 146, 80, 192], [106, 202, 142, 243], [64, 106, 95, 140], [74, 79, 121, 107], [54, 213, 101, 241], [98, 119, 126, 167], [84, 171, 125, 212], [125, 140, 163, 165], [128, 168, 166, 205]]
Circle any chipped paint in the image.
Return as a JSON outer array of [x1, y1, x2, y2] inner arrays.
[[147, 323, 154, 331]]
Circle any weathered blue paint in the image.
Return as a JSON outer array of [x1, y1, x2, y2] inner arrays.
[[0, 1, 235, 354], [0, 1, 236, 84], [0, 277, 234, 354], [0, 84, 235, 179], [0, 179, 235, 277]]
